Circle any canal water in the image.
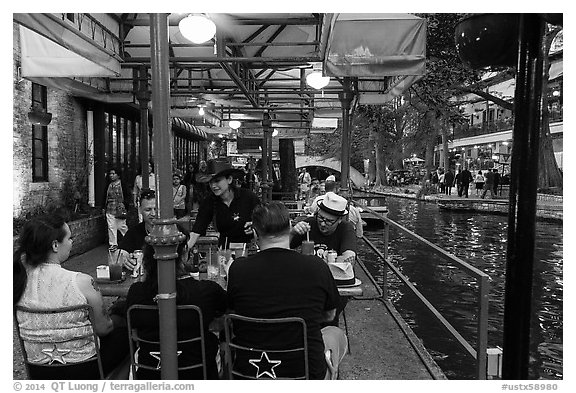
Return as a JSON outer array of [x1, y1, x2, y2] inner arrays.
[[357, 197, 563, 380]]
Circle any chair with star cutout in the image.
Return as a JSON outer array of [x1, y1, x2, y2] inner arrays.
[[223, 313, 309, 380], [14, 304, 108, 379], [127, 304, 208, 379]]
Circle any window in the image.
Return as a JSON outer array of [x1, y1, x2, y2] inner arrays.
[[31, 83, 48, 182]]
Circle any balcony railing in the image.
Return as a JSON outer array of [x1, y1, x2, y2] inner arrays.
[[454, 107, 562, 140]]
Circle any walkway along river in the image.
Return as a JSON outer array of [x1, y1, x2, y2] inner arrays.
[[356, 197, 563, 380]]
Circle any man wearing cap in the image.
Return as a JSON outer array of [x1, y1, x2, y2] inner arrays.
[[307, 180, 364, 238], [290, 192, 357, 328], [187, 160, 261, 250], [291, 191, 357, 262]]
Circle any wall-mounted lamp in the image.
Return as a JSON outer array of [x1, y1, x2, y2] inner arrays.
[[198, 106, 205, 116], [272, 129, 279, 137], [306, 63, 330, 90], [229, 120, 241, 130], [179, 14, 216, 44]]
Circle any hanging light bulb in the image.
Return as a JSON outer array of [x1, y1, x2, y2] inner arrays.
[[198, 106, 205, 116], [229, 120, 241, 130], [306, 63, 330, 90], [179, 14, 216, 44]]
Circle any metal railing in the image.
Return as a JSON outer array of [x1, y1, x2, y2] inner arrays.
[[352, 200, 490, 380]]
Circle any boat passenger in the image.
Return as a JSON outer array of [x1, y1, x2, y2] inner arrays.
[[227, 202, 347, 379], [187, 161, 261, 250], [126, 233, 227, 379], [13, 214, 129, 379]]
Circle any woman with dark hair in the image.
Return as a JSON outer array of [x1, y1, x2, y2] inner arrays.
[[14, 214, 128, 379], [183, 161, 198, 213], [126, 235, 227, 379], [187, 161, 261, 250], [102, 167, 129, 251], [193, 160, 211, 210]]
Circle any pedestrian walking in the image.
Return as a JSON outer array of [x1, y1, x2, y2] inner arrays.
[[102, 167, 129, 251], [492, 168, 501, 196], [481, 169, 496, 199], [444, 169, 455, 196], [474, 171, 484, 196], [458, 167, 474, 198]]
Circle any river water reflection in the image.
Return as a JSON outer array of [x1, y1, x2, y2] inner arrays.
[[357, 197, 563, 380]]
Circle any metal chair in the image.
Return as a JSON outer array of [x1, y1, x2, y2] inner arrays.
[[126, 304, 208, 380], [14, 304, 107, 380], [223, 313, 309, 380]]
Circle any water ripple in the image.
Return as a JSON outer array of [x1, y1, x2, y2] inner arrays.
[[360, 198, 563, 380]]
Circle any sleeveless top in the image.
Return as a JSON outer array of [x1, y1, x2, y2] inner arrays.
[[16, 264, 97, 364]]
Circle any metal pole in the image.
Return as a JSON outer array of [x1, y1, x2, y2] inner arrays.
[[339, 78, 353, 197], [382, 221, 389, 300], [137, 66, 150, 189], [149, 13, 180, 380], [476, 275, 489, 379], [262, 113, 272, 201], [502, 14, 545, 380]]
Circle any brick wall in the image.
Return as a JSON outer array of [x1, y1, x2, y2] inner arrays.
[[13, 22, 88, 218], [13, 215, 106, 258]]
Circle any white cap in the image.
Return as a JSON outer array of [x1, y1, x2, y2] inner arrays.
[[326, 175, 336, 182]]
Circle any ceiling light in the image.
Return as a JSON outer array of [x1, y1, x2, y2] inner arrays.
[[306, 71, 330, 90], [179, 14, 216, 44], [229, 120, 241, 130], [306, 63, 330, 90]]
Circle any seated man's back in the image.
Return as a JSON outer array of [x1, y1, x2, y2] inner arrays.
[[227, 202, 343, 379]]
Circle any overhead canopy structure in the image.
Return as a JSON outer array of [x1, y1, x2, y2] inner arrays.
[[14, 13, 426, 138]]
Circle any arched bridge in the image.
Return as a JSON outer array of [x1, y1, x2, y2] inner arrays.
[[295, 155, 366, 188]]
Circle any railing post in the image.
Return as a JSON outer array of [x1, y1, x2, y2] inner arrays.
[[382, 220, 389, 300], [476, 275, 489, 379]]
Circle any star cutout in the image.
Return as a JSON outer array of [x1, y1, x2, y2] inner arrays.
[[249, 351, 282, 379], [149, 350, 182, 370], [41, 344, 70, 364]]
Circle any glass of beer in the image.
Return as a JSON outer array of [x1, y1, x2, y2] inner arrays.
[[301, 240, 314, 256], [108, 249, 123, 281]]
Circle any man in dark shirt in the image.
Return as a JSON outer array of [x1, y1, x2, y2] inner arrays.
[[119, 189, 157, 270], [290, 192, 357, 262], [458, 167, 474, 198], [481, 169, 496, 199], [227, 202, 347, 379], [290, 192, 356, 328], [492, 168, 501, 196]]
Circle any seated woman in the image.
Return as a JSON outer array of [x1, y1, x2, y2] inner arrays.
[[126, 234, 227, 379], [13, 214, 129, 379]]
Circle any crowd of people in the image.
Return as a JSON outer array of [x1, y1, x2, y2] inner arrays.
[[14, 160, 366, 380], [429, 167, 504, 199]]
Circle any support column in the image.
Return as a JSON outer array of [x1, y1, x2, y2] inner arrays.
[[261, 113, 272, 201], [339, 78, 354, 197], [502, 14, 545, 380], [137, 65, 151, 189], [149, 13, 180, 380]]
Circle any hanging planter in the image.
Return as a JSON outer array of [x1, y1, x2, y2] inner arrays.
[[455, 14, 520, 70], [28, 110, 52, 126]]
